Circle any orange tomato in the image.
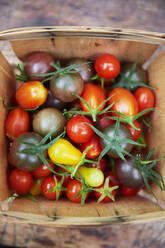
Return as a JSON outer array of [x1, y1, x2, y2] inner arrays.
[[108, 88, 139, 117], [15, 81, 48, 109]]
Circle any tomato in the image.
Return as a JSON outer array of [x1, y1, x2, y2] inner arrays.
[[120, 185, 140, 197], [108, 88, 139, 117], [127, 120, 142, 141], [30, 178, 43, 196], [9, 168, 33, 195], [15, 81, 48, 109], [100, 123, 133, 158], [80, 83, 106, 112], [98, 113, 115, 129], [41, 176, 62, 200], [94, 54, 120, 79], [80, 134, 102, 159], [115, 157, 144, 189], [66, 179, 89, 203], [94, 181, 117, 203], [66, 115, 94, 143], [105, 171, 119, 186], [134, 87, 154, 115], [9, 132, 47, 171], [24, 52, 55, 81], [32, 108, 66, 137], [48, 138, 82, 166], [50, 73, 84, 103], [45, 89, 66, 109], [5, 108, 30, 139], [78, 166, 104, 187], [90, 157, 106, 172], [66, 58, 94, 82], [32, 161, 54, 178]]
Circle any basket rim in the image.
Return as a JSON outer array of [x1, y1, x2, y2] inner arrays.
[[0, 26, 165, 44]]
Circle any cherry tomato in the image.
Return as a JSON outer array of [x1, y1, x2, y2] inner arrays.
[[9, 168, 33, 195], [94, 181, 117, 203], [94, 54, 120, 79], [41, 176, 62, 200], [15, 81, 48, 109], [108, 88, 139, 117], [80, 83, 106, 112], [66, 115, 94, 143], [5, 108, 30, 140], [32, 161, 54, 178], [98, 113, 115, 129], [105, 171, 119, 186], [120, 185, 140, 197], [127, 120, 142, 141], [90, 157, 106, 172], [30, 178, 43, 196], [66, 179, 89, 203], [134, 87, 154, 115], [79, 134, 102, 159]]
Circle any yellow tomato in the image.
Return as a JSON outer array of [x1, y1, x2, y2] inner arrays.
[[78, 166, 104, 187], [30, 178, 42, 196], [48, 138, 82, 166]]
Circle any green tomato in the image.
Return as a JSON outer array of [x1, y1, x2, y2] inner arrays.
[[32, 108, 66, 137]]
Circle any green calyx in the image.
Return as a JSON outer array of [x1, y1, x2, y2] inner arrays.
[[15, 63, 29, 82], [46, 175, 67, 200]]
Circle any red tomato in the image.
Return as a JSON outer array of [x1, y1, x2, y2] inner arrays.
[[90, 157, 107, 172], [108, 88, 139, 117], [80, 83, 106, 112], [134, 87, 154, 115], [9, 168, 33, 195], [98, 113, 115, 129], [94, 54, 120, 79], [32, 161, 54, 178], [120, 185, 140, 197], [66, 179, 89, 203], [79, 134, 102, 159], [105, 171, 119, 186], [127, 120, 142, 141], [15, 81, 48, 109], [5, 108, 30, 140], [66, 115, 94, 143], [41, 176, 62, 200], [94, 181, 117, 203]]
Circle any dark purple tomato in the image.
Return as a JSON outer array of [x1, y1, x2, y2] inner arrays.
[[50, 73, 84, 102], [100, 124, 133, 158], [66, 58, 94, 82], [24, 52, 55, 81], [115, 157, 144, 189], [45, 89, 66, 110]]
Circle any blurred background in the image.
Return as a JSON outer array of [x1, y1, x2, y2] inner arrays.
[[0, 0, 165, 32], [0, 0, 165, 248]]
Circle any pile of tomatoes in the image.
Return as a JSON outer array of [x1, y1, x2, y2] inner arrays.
[[5, 51, 160, 206]]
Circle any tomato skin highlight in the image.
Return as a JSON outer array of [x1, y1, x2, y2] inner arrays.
[[48, 138, 82, 166], [9, 168, 33, 195], [5, 108, 30, 140], [94, 54, 120, 79], [32, 161, 54, 178], [120, 185, 140, 197], [41, 176, 62, 200], [127, 120, 142, 141], [134, 87, 154, 115], [79, 134, 102, 159], [80, 83, 106, 112], [66, 179, 89, 203], [108, 88, 139, 117], [16, 81, 48, 109], [66, 115, 94, 143]]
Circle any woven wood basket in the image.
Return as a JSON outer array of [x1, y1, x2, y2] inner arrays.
[[0, 27, 165, 227]]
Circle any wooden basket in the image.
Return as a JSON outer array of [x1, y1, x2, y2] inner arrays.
[[0, 26, 165, 227]]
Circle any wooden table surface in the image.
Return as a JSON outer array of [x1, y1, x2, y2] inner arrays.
[[1, 0, 165, 247]]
